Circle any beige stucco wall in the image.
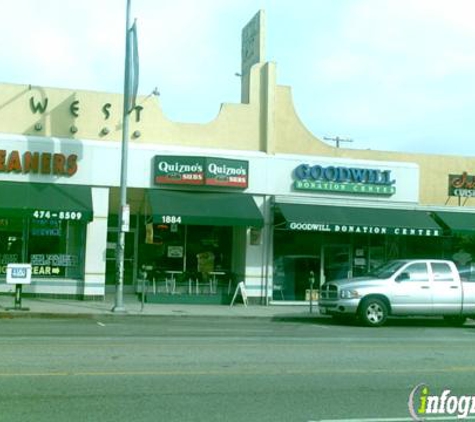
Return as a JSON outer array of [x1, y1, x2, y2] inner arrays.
[[1, 60, 473, 209], [0, 80, 261, 151]]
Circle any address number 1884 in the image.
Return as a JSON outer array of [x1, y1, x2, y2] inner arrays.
[[161, 216, 182, 224]]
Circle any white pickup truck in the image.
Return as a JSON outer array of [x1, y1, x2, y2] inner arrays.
[[318, 259, 475, 327]]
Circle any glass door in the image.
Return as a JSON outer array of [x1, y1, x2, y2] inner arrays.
[[321, 245, 352, 284]]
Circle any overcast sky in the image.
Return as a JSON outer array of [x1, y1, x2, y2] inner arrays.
[[1, 0, 474, 156]]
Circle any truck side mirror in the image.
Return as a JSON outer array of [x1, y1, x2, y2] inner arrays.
[[396, 272, 410, 282]]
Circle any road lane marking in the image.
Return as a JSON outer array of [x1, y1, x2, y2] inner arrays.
[[3, 365, 475, 378], [312, 416, 475, 421]]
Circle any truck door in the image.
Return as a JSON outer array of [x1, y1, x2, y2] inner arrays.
[[390, 262, 433, 315], [430, 261, 462, 315]]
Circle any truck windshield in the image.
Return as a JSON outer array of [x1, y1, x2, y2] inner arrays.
[[367, 261, 406, 279]]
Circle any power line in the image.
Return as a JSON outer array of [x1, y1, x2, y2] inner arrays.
[[323, 136, 353, 148]]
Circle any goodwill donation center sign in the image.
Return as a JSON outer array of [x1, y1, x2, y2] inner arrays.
[[293, 163, 396, 196]]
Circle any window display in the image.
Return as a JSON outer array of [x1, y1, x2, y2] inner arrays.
[[0, 217, 86, 279], [0, 218, 23, 275], [139, 222, 233, 297]]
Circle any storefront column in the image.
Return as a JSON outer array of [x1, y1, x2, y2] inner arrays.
[[243, 195, 268, 303], [83, 187, 109, 297]]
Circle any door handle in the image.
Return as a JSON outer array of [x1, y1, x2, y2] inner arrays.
[[450, 286, 459, 289], [420, 286, 430, 289]]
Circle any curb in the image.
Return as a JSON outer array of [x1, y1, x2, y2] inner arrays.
[[0, 310, 321, 320]]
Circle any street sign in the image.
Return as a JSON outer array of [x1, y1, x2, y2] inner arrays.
[[6, 264, 32, 285]]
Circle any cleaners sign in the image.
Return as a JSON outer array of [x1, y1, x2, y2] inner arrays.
[[293, 164, 396, 196], [154, 156, 248, 189]]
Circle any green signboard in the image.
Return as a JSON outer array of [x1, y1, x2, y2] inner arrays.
[[448, 172, 475, 197], [293, 164, 396, 196], [294, 180, 396, 195], [205, 157, 248, 188], [154, 156, 248, 189], [287, 222, 440, 237], [154, 156, 204, 185]]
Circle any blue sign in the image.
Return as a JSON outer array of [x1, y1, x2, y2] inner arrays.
[[12, 267, 27, 278], [6, 264, 32, 285]]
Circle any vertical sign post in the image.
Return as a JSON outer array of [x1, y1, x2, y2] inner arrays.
[[113, 0, 139, 312], [6, 264, 32, 311]]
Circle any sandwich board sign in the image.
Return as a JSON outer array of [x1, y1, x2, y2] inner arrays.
[[6, 264, 31, 311], [230, 281, 248, 307], [6, 264, 32, 285]]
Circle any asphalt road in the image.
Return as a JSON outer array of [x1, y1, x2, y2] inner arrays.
[[1, 315, 475, 422]]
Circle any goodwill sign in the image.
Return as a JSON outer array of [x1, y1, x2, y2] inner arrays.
[[293, 164, 396, 196]]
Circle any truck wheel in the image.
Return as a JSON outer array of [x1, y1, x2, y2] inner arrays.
[[443, 316, 467, 327], [359, 298, 388, 327]]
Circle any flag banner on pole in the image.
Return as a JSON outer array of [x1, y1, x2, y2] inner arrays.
[[128, 19, 139, 112]]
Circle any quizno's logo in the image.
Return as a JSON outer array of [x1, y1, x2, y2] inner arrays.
[[408, 383, 475, 420]]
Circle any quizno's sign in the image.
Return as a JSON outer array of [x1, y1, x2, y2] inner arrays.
[[154, 156, 248, 189]]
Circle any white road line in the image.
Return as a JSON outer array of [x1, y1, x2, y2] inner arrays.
[[312, 416, 475, 422]]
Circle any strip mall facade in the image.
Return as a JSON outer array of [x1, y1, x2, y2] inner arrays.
[[1, 12, 475, 303]]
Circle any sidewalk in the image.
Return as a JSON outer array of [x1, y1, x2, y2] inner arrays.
[[0, 292, 321, 319]]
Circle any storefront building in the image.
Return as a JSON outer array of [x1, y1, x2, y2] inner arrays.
[[1, 11, 475, 302]]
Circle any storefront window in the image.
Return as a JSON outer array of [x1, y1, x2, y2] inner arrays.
[[450, 235, 475, 281], [272, 226, 468, 301], [0, 218, 23, 276], [28, 219, 86, 279], [0, 217, 86, 280], [140, 223, 232, 272], [273, 230, 320, 301], [138, 222, 233, 295]]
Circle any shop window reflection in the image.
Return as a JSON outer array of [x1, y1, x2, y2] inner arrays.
[[0, 218, 23, 276], [0, 217, 86, 279], [139, 222, 233, 295], [28, 220, 85, 279]]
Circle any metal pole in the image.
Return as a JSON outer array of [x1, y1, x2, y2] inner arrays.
[[113, 0, 132, 313], [309, 270, 315, 314], [140, 266, 146, 312], [263, 196, 273, 306]]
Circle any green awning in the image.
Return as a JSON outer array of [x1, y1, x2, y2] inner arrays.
[[277, 203, 442, 236], [433, 211, 475, 233], [148, 190, 263, 227], [0, 182, 93, 222]]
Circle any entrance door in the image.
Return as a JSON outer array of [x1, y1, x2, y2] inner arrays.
[[322, 245, 352, 284], [105, 228, 137, 291]]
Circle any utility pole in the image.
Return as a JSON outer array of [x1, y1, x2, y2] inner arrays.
[[113, 0, 135, 313], [323, 136, 353, 148]]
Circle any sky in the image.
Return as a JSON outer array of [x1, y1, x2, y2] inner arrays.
[[1, 0, 475, 156]]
